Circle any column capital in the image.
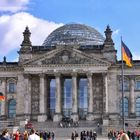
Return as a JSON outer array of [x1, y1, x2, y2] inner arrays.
[[54, 73, 61, 77], [0, 77, 6, 84], [129, 75, 135, 80], [86, 72, 93, 77], [39, 73, 46, 78], [23, 74, 31, 79], [71, 72, 77, 77], [0, 77, 6, 81], [102, 72, 107, 77]]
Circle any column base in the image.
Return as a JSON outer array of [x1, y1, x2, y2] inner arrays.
[[129, 113, 136, 118], [103, 119, 109, 126], [0, 115, 7, 120], [53, 113, 62, 122], [71, 113, 79, 121], [38, 114, 47, 122], [22, 114, 31, 121], [86, 112, 94, 121]]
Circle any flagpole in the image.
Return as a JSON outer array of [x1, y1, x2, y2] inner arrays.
[[121, 37, 125, 131]]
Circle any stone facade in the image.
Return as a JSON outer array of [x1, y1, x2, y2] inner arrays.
[[0, 23, 140, 130]]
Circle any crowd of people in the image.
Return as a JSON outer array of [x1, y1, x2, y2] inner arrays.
[[58, 117, 79, 128], [0, 129, 55, 140], [108, 129, 140, 140], [71, 129, 97, 140], [1, 127, 140, 140]]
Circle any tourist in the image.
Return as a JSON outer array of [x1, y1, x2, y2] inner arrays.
[[0, 129, 10, 140], [13, 130, 20, 140], [74, 131, 78, 140], [71, 132, 75, 140], [39, 132, 43, 140], [108, 130, 112, 140], [51, 132, 55, 140], [42, 131, 47, 140], [90, 130, 93, 140], [120, 132, 129, 140], [47, 132, 51, 140], [28, 129, 40, 140], [110, 129, 116, 140], [93, 131, 97, 140], [23, 130, 28, 140]]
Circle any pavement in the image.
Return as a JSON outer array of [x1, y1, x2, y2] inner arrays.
[[56, 136, 108, 140]]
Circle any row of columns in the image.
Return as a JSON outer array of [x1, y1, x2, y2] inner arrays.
[[52, 72, 95, 122], [0, 74, 136, 120], [0, 72, 108, 121], [24, 72, 97, 122], [25, 73, 108, 121]]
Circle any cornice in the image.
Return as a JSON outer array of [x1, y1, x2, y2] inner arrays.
[[0, 66, 24, 72], [23, 63, 110, 68]]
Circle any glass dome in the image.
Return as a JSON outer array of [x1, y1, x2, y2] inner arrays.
[[42, 23, 104, 47]]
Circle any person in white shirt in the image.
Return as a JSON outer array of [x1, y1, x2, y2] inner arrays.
[[120, 132, 129, 140], [28, 129, 40, 140]]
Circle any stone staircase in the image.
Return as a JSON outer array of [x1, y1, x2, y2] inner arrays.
[[30, 120, 101, 137], [0, 120, 19, 132], [32, 120, 98, 129], [33, 120, 97, 128], [1, 118, 140, 138]]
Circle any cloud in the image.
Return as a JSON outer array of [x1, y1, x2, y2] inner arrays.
[[133, 53, 140, 60], [113, 29, 120, 36], [0, 12, 63, 57], [0, 0, 30, 13]]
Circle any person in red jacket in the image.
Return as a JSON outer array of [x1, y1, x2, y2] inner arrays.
[[13, 130, 20, 140]]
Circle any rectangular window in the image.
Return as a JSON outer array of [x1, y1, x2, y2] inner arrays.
[[9, 83, 15, 93], [135, 81, 140, 90]]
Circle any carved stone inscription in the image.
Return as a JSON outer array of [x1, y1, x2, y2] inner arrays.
[[31, 76, 39, 114], [93, 75, 103, 113]]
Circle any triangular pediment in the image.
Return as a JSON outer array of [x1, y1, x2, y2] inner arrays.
[[23, 47, 111, 66]]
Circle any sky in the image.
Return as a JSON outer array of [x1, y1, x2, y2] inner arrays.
[[0, 0, 140, 62]]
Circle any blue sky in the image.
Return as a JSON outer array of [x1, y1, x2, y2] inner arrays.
[[0, 0, 140, 61]]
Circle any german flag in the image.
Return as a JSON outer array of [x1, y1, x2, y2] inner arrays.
[[0, 92, 5, 101], [122, 40, 133, 67]]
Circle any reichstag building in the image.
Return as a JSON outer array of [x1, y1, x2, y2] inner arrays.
[[0, 23, 140, 129]]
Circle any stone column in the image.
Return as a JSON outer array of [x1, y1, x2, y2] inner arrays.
[[38, 74, 47, 122], [102, 73, 109, 127], [1, 78, 6, 118], [71, 73, 78, 121], [16, 74, 25, 120], [102, 73, 109, 114], [86, 73, 94, 120], [53, 73, 62, 122], [24, 74, 31, 120], [129, 76, 135, 117]]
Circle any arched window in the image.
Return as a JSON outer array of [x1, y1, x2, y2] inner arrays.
[[136, 98, 140, 116], [135, 77, 140, 91], [120, 97, 129, 117], [7, 79, 16, 93], [8, 99, 16, 118], [119, 77, 129, 91]]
